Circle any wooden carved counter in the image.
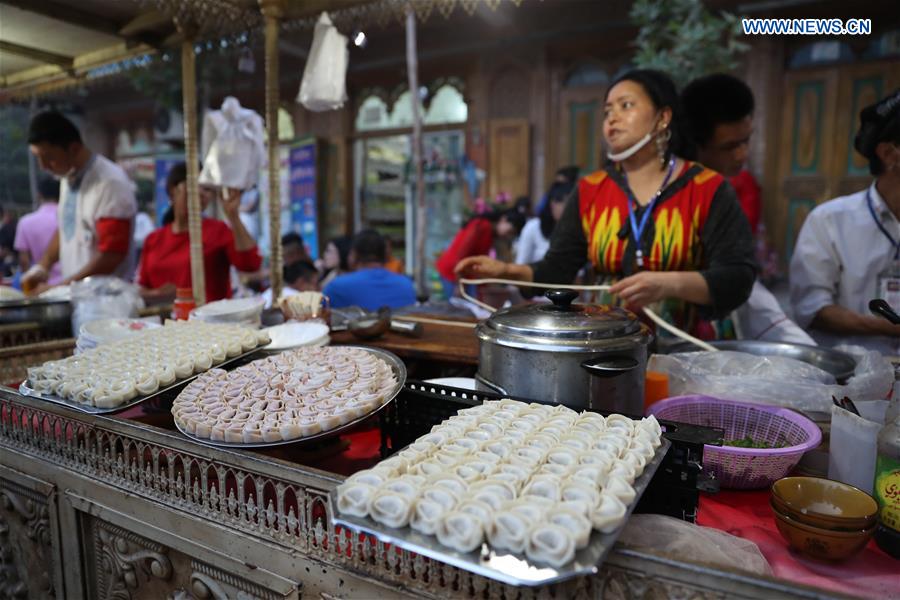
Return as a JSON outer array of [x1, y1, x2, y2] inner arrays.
[[0, 384, 846, 600]]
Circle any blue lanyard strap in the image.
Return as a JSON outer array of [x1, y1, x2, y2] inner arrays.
[[624, 157, 676, 267], [867, 187, 900, 260]]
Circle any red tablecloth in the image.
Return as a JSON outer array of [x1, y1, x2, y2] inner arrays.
[[698, 489, 899, 599]]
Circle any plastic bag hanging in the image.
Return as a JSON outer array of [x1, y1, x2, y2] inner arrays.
[[198, 96, 266, 190], [297, 12, 349, 112]]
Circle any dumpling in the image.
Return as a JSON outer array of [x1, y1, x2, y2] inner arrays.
[[437, 511, 485, 553], [488, 511, 530, 553], [380, 477, 421, 500], [502, 498, 549, 525], [546, 448, 579, 467], [522, 476, 562, 503], [456, 500, 495, 528], [428, 475, 468, 498], [605, 413, 635, 435], [604, 475, 636, 505], [368, 490, 414, 528], [608, 462, 637, 485], [420, 486, 459, 511], [561, 481, 600, 508], [549, 509, 592, 549], [335, 482, 375, 517], [526, 524, 576, 567], [469, 480, 516, 510], [591, 493, 627, 533], [639, 415, 663, 438], [410, 498, 448, 535]]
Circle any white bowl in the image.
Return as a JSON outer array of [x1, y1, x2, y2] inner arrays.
[[264, 321, 330, 351], [191, 297, 265, 323]]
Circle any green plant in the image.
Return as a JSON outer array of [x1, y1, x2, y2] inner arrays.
[[630, 0, 750, 86]]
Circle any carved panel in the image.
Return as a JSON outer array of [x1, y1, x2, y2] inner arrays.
[[170, 560, 291, 600], [89, 520, 172, 600], [0, 475, 56, 599]]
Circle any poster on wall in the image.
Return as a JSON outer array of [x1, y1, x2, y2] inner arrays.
[[289, 138, 319, 260], [154, 154, 184, 225]]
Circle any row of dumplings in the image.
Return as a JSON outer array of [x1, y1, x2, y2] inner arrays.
[[27, 321, 269, 408], [172, 346, 399, 444], [336, 399, 663, 567]]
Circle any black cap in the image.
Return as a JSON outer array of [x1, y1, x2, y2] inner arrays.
[[854, 88, 900, 160]]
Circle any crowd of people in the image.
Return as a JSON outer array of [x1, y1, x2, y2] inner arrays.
[[4, 73, 900, 356]]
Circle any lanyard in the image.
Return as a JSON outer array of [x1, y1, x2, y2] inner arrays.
[[623, 157, 676, 268], [867, 187, 900, 260]]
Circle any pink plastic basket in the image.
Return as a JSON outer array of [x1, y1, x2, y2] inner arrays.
[[648, 395, 822, 490]]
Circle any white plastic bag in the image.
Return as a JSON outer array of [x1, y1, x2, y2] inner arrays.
[[828, 404, 882, 495], [647, 347, 893, 415], [619, 514, 772, 577], [297, 12, 348, 112], [199, 97, 266, 190]]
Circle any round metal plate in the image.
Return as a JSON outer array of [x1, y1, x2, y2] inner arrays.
[[172, 346, 407, 448]]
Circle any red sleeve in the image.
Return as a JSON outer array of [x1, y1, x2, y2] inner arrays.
[[223, 225, 262, 273], [96, 217, 131, 253], [731, 171, 761, 233], [457, 219, 494, 260]]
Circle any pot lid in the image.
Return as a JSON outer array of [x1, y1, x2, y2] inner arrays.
[[484, 289, 642, 343]]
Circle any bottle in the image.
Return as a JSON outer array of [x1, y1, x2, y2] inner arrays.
[[873, 394, 900, 558], [173, 287, 196, 321]]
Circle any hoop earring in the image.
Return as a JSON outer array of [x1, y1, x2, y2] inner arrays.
[[656, 128, 672, 166]]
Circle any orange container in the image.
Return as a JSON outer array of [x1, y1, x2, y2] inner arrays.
[[644, 370, 670, 414], [173, 287, 196, 320]]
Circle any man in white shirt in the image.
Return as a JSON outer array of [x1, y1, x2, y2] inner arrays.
[[790, 89, 900, 356], [22, 111, 137, 291]]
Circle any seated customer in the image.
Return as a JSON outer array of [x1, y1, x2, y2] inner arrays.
[[282, 232, 310, 268], [262, 259, 319, 308], [138, 162, 261, 303], [324, 229, 416, 311], [790, 89, 900, 355]]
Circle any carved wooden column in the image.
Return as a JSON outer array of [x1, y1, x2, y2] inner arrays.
[[259, 0, 285, 305]]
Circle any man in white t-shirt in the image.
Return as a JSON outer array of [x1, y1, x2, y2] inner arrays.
[[22, 111, 137, 291]]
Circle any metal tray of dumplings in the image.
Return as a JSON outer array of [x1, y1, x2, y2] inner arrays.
[[173, 346, 407, 448], [332, 437, 670, 587], [18, 347, 267, 415]]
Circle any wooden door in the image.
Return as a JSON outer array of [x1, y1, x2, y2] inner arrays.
[[558, 85, 607, 175], [774, 69, 839, 264], [488, 118, 530, 200]]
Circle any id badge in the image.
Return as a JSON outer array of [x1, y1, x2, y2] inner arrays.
[[876, 261, 900, 314]]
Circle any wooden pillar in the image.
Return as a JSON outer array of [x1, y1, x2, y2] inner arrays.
[[260, 0, 285, 304], [406, 5, 426, 299], [179, 24, 206, 307]]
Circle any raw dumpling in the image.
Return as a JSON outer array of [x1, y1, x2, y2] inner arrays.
[[526, 524, 576, 567], [522, 476, 562, 503], [456, 500, 495, 528], [549, 509, 592, 549], [604, 475, 636, 504], [437, 511, 485, 553], [410, 498, 448, 535], [591, 493, 627, 533], [335, 482, 375, 517], [368, 490, 414, 528], [488, 511, 530, 553]]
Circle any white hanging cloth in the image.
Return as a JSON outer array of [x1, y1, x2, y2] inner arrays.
[[296, 12, 349, 112]]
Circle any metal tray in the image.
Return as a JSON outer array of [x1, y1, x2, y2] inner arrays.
[[173, 346, 407, 448], [333, 437, 671, 587], [18, 347, 266, 415]]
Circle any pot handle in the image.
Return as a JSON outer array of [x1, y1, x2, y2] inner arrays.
[[581, 356, 640, 378]]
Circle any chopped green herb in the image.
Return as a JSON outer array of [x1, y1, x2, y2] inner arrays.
[[724, 436, 788, 449]]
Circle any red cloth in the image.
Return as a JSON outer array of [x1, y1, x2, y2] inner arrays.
[[435, 217, 494, 282], [95, 217, 131, 253], [138, 219, 261, 303], [730, 169, 761, 233], [698, 489, 899, 599]]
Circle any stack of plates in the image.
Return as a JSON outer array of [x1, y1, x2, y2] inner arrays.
[[262, 321, 330, 351], [77, 318, 161, 352], [189, 297, 265, 328]]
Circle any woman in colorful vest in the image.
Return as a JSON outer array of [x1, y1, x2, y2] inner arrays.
[[456, 69, 756, 340]]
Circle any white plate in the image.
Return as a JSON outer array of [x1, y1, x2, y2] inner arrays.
[[79, 318, 161, 344], [191, 296, 265, 319], [39, 285, 71, 301], [422, 377, 477, 390], [263, 321, 330, 351], [0, 286, 24, 300]]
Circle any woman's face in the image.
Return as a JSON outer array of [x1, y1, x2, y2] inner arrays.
[[550, 199, 566, 222], [171, 182, 215, 221], [323, 242, 340, 270], [603, 80, 668, 155], [495, 216, 514, 239]]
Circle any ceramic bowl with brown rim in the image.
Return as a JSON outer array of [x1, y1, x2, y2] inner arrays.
[[771, 476, 878, 531]]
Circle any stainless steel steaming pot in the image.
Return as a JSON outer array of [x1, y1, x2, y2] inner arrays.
[[475, 289, 652, 414]]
